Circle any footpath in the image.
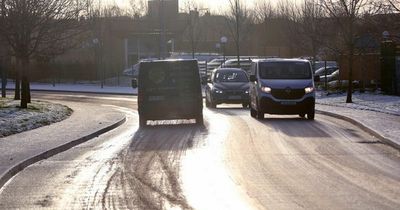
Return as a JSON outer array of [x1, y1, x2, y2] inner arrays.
[[0, 98, 126, 189], [0, 82, 399, 189]]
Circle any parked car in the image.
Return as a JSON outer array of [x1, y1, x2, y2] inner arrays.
[[220, 58, 253, 74], [249, 58, 318, 120], [123, 63, 140, 77], [131, 59, 203, 127], [313, 61, 337, 71], [314, 66, 339, 77], [123, 58, 157, 78], [207, 58, 225, 72], [319, 69, 339, 83], [328, 79, 359, 89], [199, 58, 224, 80], [205, 68, 250, 108]]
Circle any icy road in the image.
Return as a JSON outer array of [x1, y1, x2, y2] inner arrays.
[[0, 92, 399, 210]]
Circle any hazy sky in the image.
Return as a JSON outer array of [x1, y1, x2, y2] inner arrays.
[[112, 0, 260, 13]]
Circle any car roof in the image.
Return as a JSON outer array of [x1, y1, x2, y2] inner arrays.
[[254, 58, 310, 63], [210, 58, 225, 62], [140, 59, 197, 63], [214, 68, 246, 72], [316, 66, 338, 70], [224, 59, 252, 63]]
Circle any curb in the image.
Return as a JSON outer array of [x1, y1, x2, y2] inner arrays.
[[316, 109, 400, 150], [6, 88, 137, 96], [0, 116, 126, 190]]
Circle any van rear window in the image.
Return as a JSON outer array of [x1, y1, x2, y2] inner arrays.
[[141, 62, 199, 93], [259, 62, 311, 79]]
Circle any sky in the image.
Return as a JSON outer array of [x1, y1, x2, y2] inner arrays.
[[112, 0, 260, 13]]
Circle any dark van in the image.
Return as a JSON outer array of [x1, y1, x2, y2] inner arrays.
[[132, 59, 203, 127]]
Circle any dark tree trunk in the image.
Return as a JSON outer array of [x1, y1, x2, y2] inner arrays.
[[1, 63, 6, 98], [346, 50, 353, 103], [20, 57, 30, 108], [27, 81, 31, 103], [14, 61, 20, 100], [21, 75, 28, 108]]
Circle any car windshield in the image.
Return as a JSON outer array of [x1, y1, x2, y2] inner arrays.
[[259, 62, 312, 79], [214, 71, 248, 83]]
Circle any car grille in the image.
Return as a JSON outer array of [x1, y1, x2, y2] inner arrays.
[[225, 90, 244, 95], [271, 89, 305, 100]]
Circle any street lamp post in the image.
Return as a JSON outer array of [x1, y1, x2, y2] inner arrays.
[[93, 38, 104, 88], [220, 36, 228, 63]]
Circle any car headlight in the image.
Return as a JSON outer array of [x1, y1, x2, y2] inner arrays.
[[213, 88, 223, 94], [305, 87, 314, 94], [261, 86, 271, 93]]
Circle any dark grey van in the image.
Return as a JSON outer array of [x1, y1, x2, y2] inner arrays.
[[249, 59, 318, 120], [132, 60, 203, 126]]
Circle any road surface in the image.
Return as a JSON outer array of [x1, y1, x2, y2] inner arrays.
[[0, 92, 399, 210]]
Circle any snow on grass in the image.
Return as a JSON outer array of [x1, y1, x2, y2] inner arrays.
[[0, 98, 72, 138], [316, 91, 400, 116]]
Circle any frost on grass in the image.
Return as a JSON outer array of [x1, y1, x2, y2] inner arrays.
[[317, 91, 400, 116], [0, 98, 72, 138]]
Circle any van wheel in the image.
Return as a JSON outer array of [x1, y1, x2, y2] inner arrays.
[[299, 113, 305, 118], [210, 101, 216, 108], [250, 107, 257, 118], [307, 110, 315, 120], [139, 117, 147, 127], [257, 110, 264, 120], [205, 98, 211, 107], [196, 114, 204, 125]]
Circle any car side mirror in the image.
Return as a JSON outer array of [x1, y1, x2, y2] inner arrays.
[[131, 79, 138, 88], [249, 75, 256, 82], [314, 75, 320, 82]]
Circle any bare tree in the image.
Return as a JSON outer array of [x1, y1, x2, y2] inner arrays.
[[182, 0, 206, 58], [321, 0, 379, 103], [254, 0, 279, 55], [129, 0, 147, 18], [0, 57, 6, 98], [0, 38, 7, 98], [298, 0, 326, 60], [276, 0, 306, 56], [225, 0, 254, 65], [387, 0, 400, 11], [0, 0, 87, 108]]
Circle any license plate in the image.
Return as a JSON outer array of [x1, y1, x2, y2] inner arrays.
[[228, 95, 241, 100], [281, 101, 296, 105]]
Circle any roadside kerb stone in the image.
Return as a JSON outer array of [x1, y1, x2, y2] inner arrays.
[[0, 102, 127, 190], [316, 109, 400, 150]]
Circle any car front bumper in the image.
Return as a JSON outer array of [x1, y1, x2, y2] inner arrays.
[[212, 91, 250, 104], [258, 96, 315, 114]]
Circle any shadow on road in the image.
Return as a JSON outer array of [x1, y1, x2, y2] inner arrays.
[[130, 123, 207, 151], [258, 117, 332, 138]]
